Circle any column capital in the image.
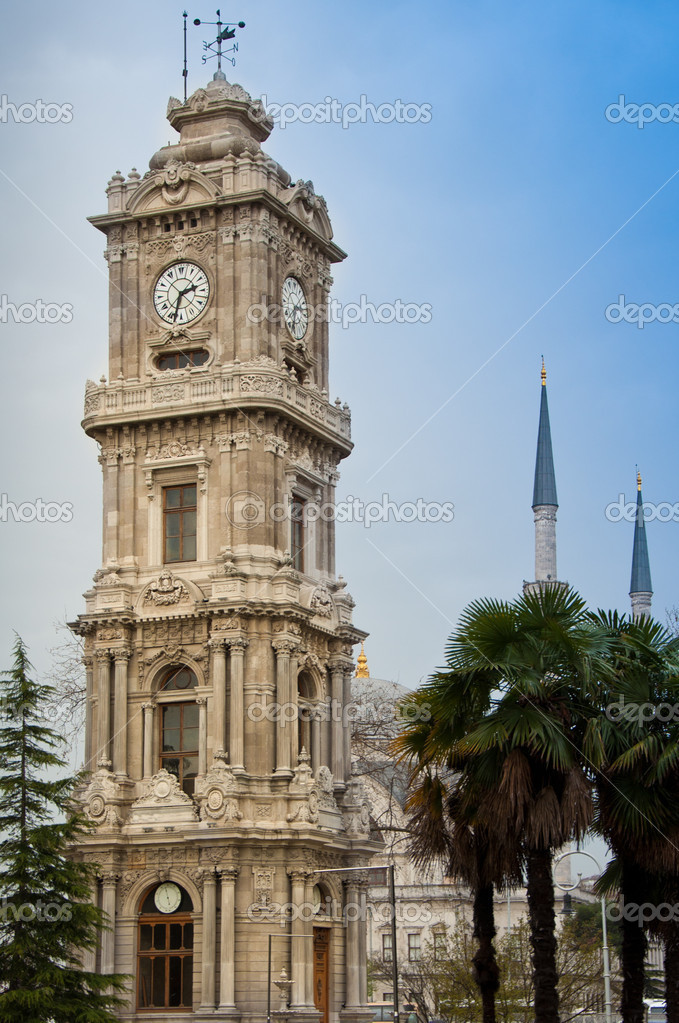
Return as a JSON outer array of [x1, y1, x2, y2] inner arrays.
[[218, 865, 240, 883], [226, 637, 249, 652], [95, 649, 111, 663], [208, 636, 227, 650], [113, 647, 132, 662], [99, 871, 120, 886], [287, 868, 315, 885], [272, 638, 298, 655]]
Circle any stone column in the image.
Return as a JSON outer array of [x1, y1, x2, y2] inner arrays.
[[142, 703, 154, 778], [228, 639, 248, 773], [310, 709, 321, 774], [288, 869, 311, 1008], [96, 650, 112, 769], [330, 664, 345, 791], [289, 646, 299, 767], [344, 879, 360, 1008], [218, 866, 239, 1009], [358, 884, 368, 1004], [197, 697, 208, 776], [201, 870, 217, 1008], [272, 639, 293, 776], [343, 669, 353, 783], [112, 648, 130, 777], [211, 638, 227, 756], [83, 655, 94, 773], [100, 873, 118, 975]]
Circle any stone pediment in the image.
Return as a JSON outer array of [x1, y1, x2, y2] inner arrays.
[[137, 570, 204, 612], [282, 180, 333, 241], [127, 769, 198, 827], [128, 160, 220, 214]]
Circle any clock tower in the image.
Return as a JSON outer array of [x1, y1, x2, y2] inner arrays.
[[73, 73, 377, 1022]]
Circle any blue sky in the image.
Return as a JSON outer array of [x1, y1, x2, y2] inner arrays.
[[1, 0, 678, 710]]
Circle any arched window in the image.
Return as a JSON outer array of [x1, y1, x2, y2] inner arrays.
[[159, 667, 198, 796], [137, 882, 193, 1010]]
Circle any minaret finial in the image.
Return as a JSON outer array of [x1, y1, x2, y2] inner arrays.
[[541, 355, 546, 386], [355, 642, 369, 678], [637, 468, 642, 491]]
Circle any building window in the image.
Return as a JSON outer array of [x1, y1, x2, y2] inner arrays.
[[407, 933, 420, 962], [370, 868, 389, 886], [137, 884, 193, 1010], [382, 933, 393, 962], [433, 932, 446, 959], [163, 484, 197, 563], [161, 666, 198, 693], [160, 701, 198, 796], [157, 349, 209, 371], [383, 993, 393, 1003], [291, 496, 306, 572]]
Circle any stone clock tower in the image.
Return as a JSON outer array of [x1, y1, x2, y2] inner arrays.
[[72, 74, 378, 1022]]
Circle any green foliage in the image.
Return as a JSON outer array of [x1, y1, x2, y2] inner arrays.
[[0, 635, 128, 1023]]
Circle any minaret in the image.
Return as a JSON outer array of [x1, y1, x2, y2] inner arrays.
[[630, 470, 653, 620], [525, 360, 562, 592]]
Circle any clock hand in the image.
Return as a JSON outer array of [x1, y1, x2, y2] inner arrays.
[[171, 284, 197, 321]]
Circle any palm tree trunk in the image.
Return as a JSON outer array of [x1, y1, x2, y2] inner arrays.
[[471, 880, 499, 1023], [664, 925, 679, 1023], [526, 847, 559, 1023], [620, 859, 647, 1023]]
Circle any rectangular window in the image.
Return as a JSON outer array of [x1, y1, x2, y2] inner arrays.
[[163, 484, 197, 563], [371, 868, 389, 886], [382, 933, 393, 962], [433, 932, 446, 959], [407, 933, 420, 962], [160, 701, 199, 796], [291, 496, 306, 572]]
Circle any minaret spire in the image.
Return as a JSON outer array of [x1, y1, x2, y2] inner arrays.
[[529, 358, 559, 586], [630, 469, 652, 620]]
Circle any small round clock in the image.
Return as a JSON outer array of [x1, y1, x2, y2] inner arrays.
[[153, 262, 210, 325], [282, 276, 308, 340], [154, 882, 182, 914]]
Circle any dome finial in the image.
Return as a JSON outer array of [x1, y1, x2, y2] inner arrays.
[[355, 642, 369, 678], [637, 467, 642, 492], [541, 355, 546, 386]]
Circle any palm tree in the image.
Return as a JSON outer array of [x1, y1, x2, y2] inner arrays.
[[585, 611, 679, 1023], [398, 584, 615, 1023]]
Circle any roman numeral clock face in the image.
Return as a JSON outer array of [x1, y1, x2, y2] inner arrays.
[[153, 262, 210, 325], [282, 276, 308, 340]]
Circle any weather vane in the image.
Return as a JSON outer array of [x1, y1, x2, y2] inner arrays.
[[193, 9, 245, 78]]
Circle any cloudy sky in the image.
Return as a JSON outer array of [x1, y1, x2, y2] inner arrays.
[[1, 0, 678, 716]]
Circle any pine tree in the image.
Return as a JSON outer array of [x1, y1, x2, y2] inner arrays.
[[0, 635, 128, 1023]]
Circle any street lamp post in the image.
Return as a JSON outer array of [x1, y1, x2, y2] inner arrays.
[[555, 850, 612, 1023], [314, 864, 399, 1023]]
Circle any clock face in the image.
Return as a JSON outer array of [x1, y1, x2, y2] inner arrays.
[[153, 262, 210, 325], [282, 276, 308, 341], [154, 882, 182, 914]]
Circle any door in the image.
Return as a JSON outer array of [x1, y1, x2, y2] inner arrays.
[[313, 927, 330, 1023]]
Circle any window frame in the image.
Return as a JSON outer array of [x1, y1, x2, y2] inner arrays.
[[382, 932, 393, 962], [163, 483, 197, 564], [290, 494, 306, 572], [407, 932, 421, 962], [158, 699, 199, 797], [137, 886, 193, 1012]]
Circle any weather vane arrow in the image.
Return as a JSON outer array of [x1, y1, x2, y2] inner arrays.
[[193, 9, 246, 78]]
